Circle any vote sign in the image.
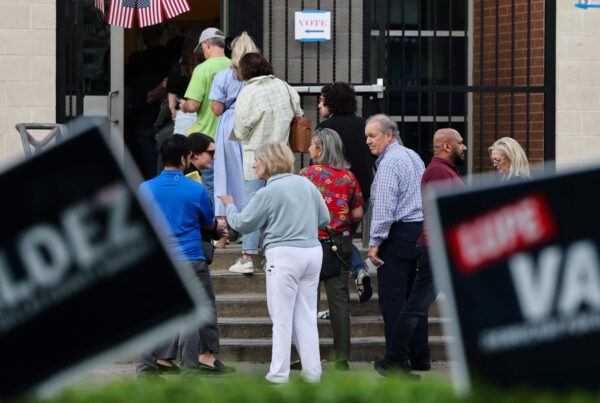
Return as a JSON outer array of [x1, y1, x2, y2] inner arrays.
[[0, 118, 206, 397], [428, 167, 600, 391], [295, 10, 331, 41]]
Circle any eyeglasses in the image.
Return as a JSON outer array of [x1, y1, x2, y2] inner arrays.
[[204, 149, 215, 157], [490, 158, 505, 166]]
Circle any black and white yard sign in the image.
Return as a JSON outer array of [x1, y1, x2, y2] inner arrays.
[[0, 118, 209, 397], [428, 167, 600, 392]]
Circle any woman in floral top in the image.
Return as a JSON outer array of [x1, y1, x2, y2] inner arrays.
[[298, 128, 364, 370]]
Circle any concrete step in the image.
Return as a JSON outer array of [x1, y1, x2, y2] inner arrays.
[[211, 271, 379, 295], [209, 243, 369, 273], [217, 336, 449, 362], [218, 316, 448, 339], [216, 293, 444, 318]]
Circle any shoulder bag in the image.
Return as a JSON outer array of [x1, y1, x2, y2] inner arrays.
[[284, 84, 311, 153], [320, 230, 350, 280]]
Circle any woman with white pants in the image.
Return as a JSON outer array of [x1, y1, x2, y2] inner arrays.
[[218, 142, 330, 383]]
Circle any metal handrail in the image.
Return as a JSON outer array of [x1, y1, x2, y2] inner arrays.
[[15, 123, 68, 158]]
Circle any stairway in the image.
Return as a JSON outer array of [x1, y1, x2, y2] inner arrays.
[[210, 245, 449, 363]]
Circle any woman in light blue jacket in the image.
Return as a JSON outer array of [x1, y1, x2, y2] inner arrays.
[[218, 141, 329, 384]]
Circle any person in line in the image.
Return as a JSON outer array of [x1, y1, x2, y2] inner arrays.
[[180, 27, 231, 205], [488, 137, 531, 181], [364, 115, 425, 379], [209, 32, 259, 249], [228, 53, 302, 274], [299, 128, 364, 371], [167, 27, 204, 135], [136, 134, 235, 376], [218, 142, 329, 384], [377, 128, 467, 377], [316, 82, 375, 303]]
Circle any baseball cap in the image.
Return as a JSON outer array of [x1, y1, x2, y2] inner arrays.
[[194, 27, 225, 53]]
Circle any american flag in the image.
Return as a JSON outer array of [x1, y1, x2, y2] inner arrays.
[[107, 0, 136, 28], [94, 0, 105, 14], [138, 0, 190, 28], [108, 0, 190, 28]]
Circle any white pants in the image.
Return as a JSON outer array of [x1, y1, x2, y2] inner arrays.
[[264, 245, 322, 383]]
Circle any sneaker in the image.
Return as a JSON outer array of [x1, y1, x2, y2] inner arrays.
[[318, 310, 330, 320], [410, 359, 431, 371], [228, 257, 254, 274], [355, 269, 373, 303], [374, 359, 420, 380]]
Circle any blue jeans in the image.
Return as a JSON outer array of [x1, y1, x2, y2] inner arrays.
[[385, 243, 436, 364], [200, 166, 214, 207], [350, 199, 369, 278], [241, 179, 266, 255]]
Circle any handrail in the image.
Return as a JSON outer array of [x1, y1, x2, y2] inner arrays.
[[15, 123, 68, 158]]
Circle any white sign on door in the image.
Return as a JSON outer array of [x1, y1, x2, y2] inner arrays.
[[295, 10, 331, 42]]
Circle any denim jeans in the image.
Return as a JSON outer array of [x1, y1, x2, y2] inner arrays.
[[200, 165, 214, 207], [350, 199, 369, 278], [385, 243, 436, 364], [241, 179, 266, 255]]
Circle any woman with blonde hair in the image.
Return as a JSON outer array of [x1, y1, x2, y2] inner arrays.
[[209, 32, 259, 249], [488, 137, 531, 180], [218, 142, 330, 384]]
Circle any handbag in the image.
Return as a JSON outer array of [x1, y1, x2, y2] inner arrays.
[[320, 230, 350, 281], [284, 84, 311, 153]]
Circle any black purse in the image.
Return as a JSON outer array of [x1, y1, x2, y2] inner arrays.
[[320, 230, 350, 280]]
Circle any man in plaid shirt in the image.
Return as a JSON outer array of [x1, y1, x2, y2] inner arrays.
[[364, 114, 426, 378]]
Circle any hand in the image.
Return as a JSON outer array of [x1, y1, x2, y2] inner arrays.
[[367, 246, 383, 266], [217, 195, 234, 206], [216, 219, 229, 239], [178, 98, 186, 113]]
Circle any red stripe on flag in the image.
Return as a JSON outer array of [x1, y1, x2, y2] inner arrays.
[[163, 0, 190, 18], [138, 0, 162, 28], [107, 0, 135, 28]]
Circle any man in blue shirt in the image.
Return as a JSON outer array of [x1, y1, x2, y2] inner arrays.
[[136, 134, 234, 376], [365, 114, 426, 379]]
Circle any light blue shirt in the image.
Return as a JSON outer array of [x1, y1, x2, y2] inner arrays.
[[369, 141, 425, 247], [225, 173, 330, 250]]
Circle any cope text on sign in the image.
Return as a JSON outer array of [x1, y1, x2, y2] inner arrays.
[[0, 119, 203, 397], [295, 10, 331, 42], [428, 167, 600, 391]]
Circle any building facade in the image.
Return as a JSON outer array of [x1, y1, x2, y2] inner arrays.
[[0, 1, 598, 174]]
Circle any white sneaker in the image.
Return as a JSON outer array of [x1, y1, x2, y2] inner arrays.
[[228, 258, 254, 274], [318, 310, 330, 320]]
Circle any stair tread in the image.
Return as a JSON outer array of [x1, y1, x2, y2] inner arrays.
[[219, 336, 450, 345], [218, 316, 450, 324]]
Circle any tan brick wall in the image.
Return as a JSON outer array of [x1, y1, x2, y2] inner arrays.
[[472, 0, 545, 173], [0, 0, 56, 166], [556, 2, 600, 170]]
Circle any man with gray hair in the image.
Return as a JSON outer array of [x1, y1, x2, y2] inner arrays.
[[364, 114, 426, 378], [179, 27, 230, 204]]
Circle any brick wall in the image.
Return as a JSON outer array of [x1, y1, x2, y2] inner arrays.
[[0, 0, 56, 166], [472, 0, 545, 173], [556, 2, 600, 170]]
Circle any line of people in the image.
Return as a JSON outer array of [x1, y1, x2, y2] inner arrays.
[[136, 26, 532, 382]]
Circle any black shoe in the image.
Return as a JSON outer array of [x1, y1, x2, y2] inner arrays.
[[214, 359, 236, 374], [290, 360, 302, 370], [356, 270, 373, 303], [410, 359, 431, 371], [374, 359, 420, 380], [334, 360, 349, 371], [157, 361, 180, 375]]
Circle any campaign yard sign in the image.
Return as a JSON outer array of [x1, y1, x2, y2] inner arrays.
[[427, 167, 600, 392], [0, 118, 208, 397]]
